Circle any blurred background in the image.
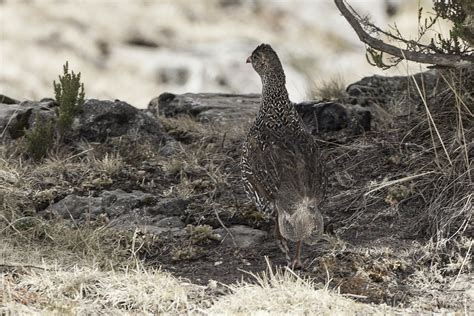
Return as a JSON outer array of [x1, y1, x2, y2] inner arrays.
[[1, 0, 435, 108]]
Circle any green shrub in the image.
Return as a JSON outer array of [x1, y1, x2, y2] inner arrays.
[[54, 61, 85, 135], [25, 114, 55, 161]]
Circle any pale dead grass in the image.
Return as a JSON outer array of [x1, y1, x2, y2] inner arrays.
[[405, 236, 473, 312], [310, 76, 347, 101], [207, 263, 386, 315], [159, 115, 247, 212], [2, 257, 205, 314], [0, 246, 400, 316]]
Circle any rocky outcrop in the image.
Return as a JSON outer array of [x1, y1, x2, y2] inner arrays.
[[45, 189, 156, 221], [0, 98, 57, 141], [3, 70, 437, 147], [77, 99, 167, 142], [0, 94, 20, 105], [345, 71, 439, 112], [43, 189, 189, 235], [148, 92, 261, 122], [150, 92, 372, 136], [43, 189, 269, 244], [1, 97, 169, 144], [294, 101, 371, 136]]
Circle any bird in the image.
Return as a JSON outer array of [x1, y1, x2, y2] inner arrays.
[[241, 43, 326, 269]]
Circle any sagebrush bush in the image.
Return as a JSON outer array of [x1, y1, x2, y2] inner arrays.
[[54, 61, 85, 135]]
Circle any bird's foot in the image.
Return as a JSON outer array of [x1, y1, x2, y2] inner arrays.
[[288, 258, 307, 270], [288, 240, 307, 270]]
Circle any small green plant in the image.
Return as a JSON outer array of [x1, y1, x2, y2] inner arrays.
[[54, 61, 85, 135], [384, 184, 411, 206], [25, 115, 55, 161], [186, 224, 220, 245]]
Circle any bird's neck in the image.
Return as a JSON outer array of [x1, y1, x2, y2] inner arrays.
[[259, 71, 292, 115], [254, 71, 305, 136], [261, 70, 286, 93]]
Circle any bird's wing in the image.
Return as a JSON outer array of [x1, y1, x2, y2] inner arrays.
[[262, 130, 327, 215], [241, 134, 277, 215]]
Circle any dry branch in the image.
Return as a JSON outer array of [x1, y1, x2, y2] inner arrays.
[[334, 0, 474, 67]]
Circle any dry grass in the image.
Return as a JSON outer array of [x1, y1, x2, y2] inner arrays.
[[208, 260, 384, 315], [326, 67, 473, 240], [2, 252, 404, 315], [2, 259, 205, 314], [310, 76, 347, 100], [159, 115, 250, 223]]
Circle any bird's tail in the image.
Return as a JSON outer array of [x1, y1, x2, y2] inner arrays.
[[276, 196, 323, 245]]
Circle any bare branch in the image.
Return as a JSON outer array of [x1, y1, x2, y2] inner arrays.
[[334, 0, 474, 67]]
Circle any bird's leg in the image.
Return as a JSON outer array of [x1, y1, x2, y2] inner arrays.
[[290, 240, 303, 270], [274, 213, 290, 262]]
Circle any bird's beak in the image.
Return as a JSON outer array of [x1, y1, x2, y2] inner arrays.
[[246, 56, 251, 63]]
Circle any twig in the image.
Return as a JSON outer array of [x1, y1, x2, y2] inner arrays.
[[341, 293, 368, 299], [0, 264, 49, 272], [364, 171, 435, 196], [450, 239, 472, 290], [410, 71, 453, 166], [334, 0, 474, 67], [214, 208, 237, 248], [63, 148, 95, 162]]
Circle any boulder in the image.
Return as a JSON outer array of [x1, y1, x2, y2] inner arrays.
[[148, 92, 261, 122], [345, 71, 439, 113], [1, 98, 169, 144], [0, 98, 57, 142], [76, 99, 168, 142], [46, 194, 102, 220], [0, 94, 20, 105], [294, 101, 371, 135]]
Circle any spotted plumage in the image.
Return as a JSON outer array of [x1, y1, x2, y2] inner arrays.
[[241, 44, 326, 268]]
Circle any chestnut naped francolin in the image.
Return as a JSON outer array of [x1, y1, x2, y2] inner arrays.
[[241, 44, 326, 268]]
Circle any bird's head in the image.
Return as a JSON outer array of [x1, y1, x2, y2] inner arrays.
[[246, 43, 285, 79]]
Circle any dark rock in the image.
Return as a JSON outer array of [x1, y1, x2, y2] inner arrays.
[[0, 100, 57, 141], [100, 189, 156, 217], [148, 198, 190, 217], [295, 101, 371, 135], [148, 93, 261, 122], [1, 98, 170, 144], [215, 225, 266, 248], [76, 99, 168, 142], [45, 189, 156, 221], [47, 194, 102, 220], [0, 94, 20, 105], [158, 139, 181, 156], [345, 70, 438, 112]]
